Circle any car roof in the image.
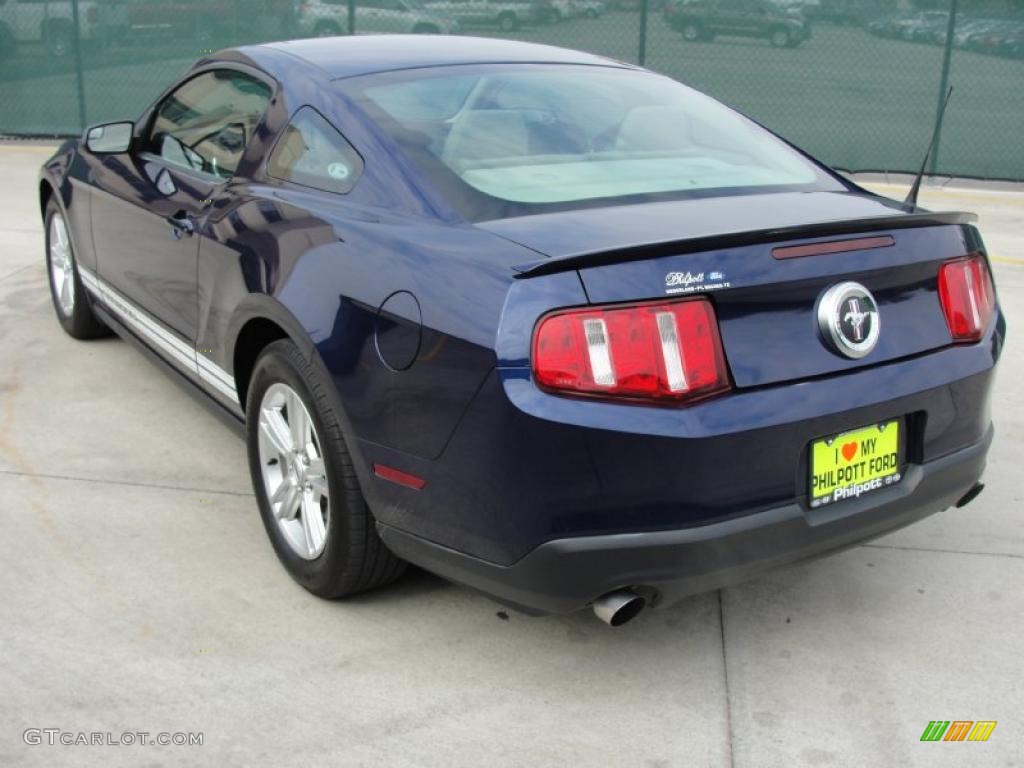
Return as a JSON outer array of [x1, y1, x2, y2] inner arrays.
[[255, 35, 630, 80]]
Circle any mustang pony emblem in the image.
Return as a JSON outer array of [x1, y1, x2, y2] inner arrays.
[[843, 298, 869, 342], [817, 282, 880, 359]]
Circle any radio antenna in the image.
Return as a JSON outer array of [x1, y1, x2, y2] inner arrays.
[[903, 86, 953, 211]]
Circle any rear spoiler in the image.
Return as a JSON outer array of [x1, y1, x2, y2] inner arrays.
[[511, 210, 977, 278]]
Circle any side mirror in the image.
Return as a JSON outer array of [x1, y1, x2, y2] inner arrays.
[[85, 121, 134, 154]]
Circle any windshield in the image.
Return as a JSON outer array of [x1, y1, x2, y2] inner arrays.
[[343, 64, 845, 220]]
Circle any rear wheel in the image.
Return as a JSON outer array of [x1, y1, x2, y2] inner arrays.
[[44, 24, 73, 57], [44, 200, 108, 339], [498, 12, 518, 32], [769, 27, 791, 47], [246, 339, 406, 598], [314, 21, 343, 37], [412, 22, 440, 33], [681, 22, 702, 41]]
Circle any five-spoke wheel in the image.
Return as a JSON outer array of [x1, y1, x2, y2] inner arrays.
[[246, 339, 406, 597], [257, 382, 331, 559], [44, 198, 108, 339], [49, 212, 75, 317]]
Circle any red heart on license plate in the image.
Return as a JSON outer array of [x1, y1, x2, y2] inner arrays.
[[841, 442, 858, 461]]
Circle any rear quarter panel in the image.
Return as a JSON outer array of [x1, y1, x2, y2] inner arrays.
[[198, 189, 523, 458], [194, 51, 529, 464]]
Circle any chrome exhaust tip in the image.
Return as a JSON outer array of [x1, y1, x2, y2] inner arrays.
[[592, 589, 647, 627]]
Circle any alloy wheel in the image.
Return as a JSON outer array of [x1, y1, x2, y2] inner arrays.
[[49, 212, 75, 317], [257, 382, 331, 560]]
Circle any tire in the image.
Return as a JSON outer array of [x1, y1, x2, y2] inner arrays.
[[246, 339, 406, 599], [498, 12, 518, 32], [681, 22, 702, 41], [314, 21, 342, 37], [584, 8, 598, 18], [44, 200, 108, 340], [769, 27, 791, 48], [44, 24, 74, 58], [412, 23, 440, 33]]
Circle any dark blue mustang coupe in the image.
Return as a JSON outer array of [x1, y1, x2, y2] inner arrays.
[[40, 36, 1003, 625]]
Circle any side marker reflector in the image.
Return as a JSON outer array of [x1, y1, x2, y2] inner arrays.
[[373, 463, 426, 491]]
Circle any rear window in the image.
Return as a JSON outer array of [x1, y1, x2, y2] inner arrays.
[[342, 64, 843, 220]]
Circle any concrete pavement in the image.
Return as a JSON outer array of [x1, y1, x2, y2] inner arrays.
[[0, 144, 1021, 767]]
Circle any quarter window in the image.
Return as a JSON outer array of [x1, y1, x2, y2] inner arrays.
[[267, 107, 363, 195], [148, 70, 272, 180]]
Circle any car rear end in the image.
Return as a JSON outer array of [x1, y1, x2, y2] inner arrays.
[[342, 61, 1003, 617], [380, 203, 1002, 616]]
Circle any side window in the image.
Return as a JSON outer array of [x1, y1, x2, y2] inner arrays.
[[147, 70, 272, 181], [267, 107, 364, 195]]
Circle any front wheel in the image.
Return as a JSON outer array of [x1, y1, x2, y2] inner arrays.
[[769, 27, 791, 47], [246, 339, 406, 598], [497, 12, 518, 32], [44, 200, 108, 339], [314, 21, 343, 37], [45, 25, 73, 57], [681, 22, 702, 41]]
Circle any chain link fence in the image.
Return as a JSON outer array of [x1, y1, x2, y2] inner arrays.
[[0, 0, 1021, 179]]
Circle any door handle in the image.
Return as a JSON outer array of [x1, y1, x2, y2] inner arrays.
[[167, 211, 196, 239]]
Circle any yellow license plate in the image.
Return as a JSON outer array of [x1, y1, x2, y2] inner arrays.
[[809, 421, 901, 508]]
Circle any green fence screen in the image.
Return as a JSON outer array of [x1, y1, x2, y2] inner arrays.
[[0, 0, 1021, 179]]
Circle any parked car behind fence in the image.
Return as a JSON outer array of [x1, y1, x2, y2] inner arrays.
[[663, 0, 811, 48], [295, 0, 459, 36], [421, 0, 545, 30], [0, 0, 104, 57]]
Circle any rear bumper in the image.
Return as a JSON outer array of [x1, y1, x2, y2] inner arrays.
[[379, 425, 991, 615]]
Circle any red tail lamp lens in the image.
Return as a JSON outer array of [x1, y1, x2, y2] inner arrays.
[[938, 254, 996, 343], [532, 298, 731, 404]]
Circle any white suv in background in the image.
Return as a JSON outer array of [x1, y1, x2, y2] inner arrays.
[[295, 0, 460, 36], [0, 0, 107, 57]]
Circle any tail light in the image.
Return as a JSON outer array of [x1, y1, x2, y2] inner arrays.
[[938, 254, 996, 343], [532, 298, 731, 404]]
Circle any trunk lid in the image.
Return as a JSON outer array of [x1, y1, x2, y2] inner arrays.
[[479, 191, 976, 388]]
